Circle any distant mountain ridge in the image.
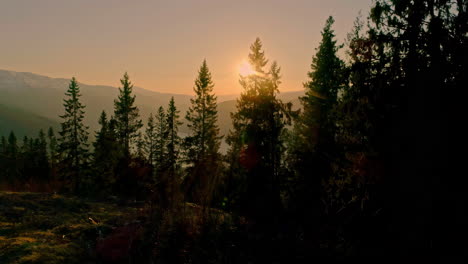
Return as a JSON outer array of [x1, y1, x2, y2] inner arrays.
[[0, 69, 304, 141]]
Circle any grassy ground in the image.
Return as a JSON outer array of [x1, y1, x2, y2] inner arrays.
[[0, 192, 138, 264]]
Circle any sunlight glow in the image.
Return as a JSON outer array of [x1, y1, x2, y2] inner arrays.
[[239, 61, 257, 77]]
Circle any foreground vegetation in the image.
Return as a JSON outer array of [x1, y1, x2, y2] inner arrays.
[[0, 192, 252, 263], [0, 192, 139, 263]]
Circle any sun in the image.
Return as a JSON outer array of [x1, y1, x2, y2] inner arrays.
[[239, 61, 256, 77]]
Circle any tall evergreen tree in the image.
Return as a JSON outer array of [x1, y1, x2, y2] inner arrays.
[[0, 136, 6, 154], [93, 111, 122, 194], [153, 106, 167, 175], [36, 129, 50, 181], [135, 132, 146, 160], [165, 97, 182, 175], [47, 127, 58, 186], [48, 127, 58, 165], [184, 60, 222, 206], [163, 97, 182, 208], [0, 136, 6, 183], [144, 113, 157, 166], [295, 16, 345, 152], [226, 38, 291, 221], [4, 131, 19, 185], [285, 17, 347, 253], [113, 72, 143, 157], [7, 131, 18, 157], [58, 77, 89, 193]]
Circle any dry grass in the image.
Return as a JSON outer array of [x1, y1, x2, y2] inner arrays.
[[0, 192, 138, 264]]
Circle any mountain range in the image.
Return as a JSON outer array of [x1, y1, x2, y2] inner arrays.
[[0, 69, 304, 145]]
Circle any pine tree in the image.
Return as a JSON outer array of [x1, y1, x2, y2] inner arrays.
[[144, 113, 157, 166], [184, 60, 222, 206], [4, 131, 19, 185], [0, 136, 6, 183], [163, 97, 182, 208], [185, 60, 222, 160], [226, 38, 291, 220], [36, 129, 50, 181], [0, 136, 6, 154], [113, 72, 143, 157], [283, 17, 346, 248], [58, 77, 89, 193], [47, 127, 59, 186], [296, 16, 345, 151], [48, 127, 58, 165], [93, 111, 122, 194], [7, 131, 18, 157], [154, 106, 167, 175], [166, 97, 182, 175], [135, 132, 146, 160]]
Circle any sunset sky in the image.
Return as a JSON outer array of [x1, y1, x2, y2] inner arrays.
[[0, 0, 371, 95]]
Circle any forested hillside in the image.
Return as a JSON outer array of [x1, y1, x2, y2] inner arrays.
[[0, 69, 303, 139]]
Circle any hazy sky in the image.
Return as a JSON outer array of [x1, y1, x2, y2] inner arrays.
[[0, 0, 372, 95]]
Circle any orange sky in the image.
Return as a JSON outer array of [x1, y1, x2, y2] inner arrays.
[[0, 0, 371, 95]]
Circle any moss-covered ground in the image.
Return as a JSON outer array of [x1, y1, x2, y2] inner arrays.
[[0, 192, 138, 264]]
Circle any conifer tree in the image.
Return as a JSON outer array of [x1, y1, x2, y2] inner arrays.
[[154, 106, 167, 174], [184, 60, 222, 206], [145, 113, 157, 166], [47, 127, 58, 185], [165, 97, 182, 175], [58, 77, 89, 193], [284, 17, 346, 246], [7, 131, 18, 157], [48, 127, 58, 165], [162, 97, 182, 208], [135, 132, 146, 160], [0, 136, 6, 154], [113, 72, 143, 157], [0, 136, 6, 183], [36, 129, 50, 181], [93, 111, 121, 193], [5, 131, 19, 184], [295, 16, 345, 152], [226, 38, 291, 220]]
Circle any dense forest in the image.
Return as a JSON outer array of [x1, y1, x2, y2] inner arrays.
[[1, 0, 467, 261]]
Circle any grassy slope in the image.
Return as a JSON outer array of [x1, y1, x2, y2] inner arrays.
[[0, 192, 137, 264]]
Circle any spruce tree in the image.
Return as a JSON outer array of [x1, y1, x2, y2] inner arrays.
[[184, 60, 222, 206], [0, 136, 6, 183], [284, 17, 346, 248], [135, 132, 146, 160], [166, 97, 182, 175], [36, 129, 50, 181], [0, 136, 6, 154], [113, 72, 143, 157], [163, 97, 182, 208], [295, 16, 345, 151], [5, 131, 19, 184], [226, 38, 291, 221], [0, 135, 8, 183], [154, 106, 167, 175], [58, 77, 89, 193], [48, 127, 58, 165], [93, 111, 121, 193], [7, 131, 18, 157], [47, 127, 58, 185], [144, 113, 157, 166]]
